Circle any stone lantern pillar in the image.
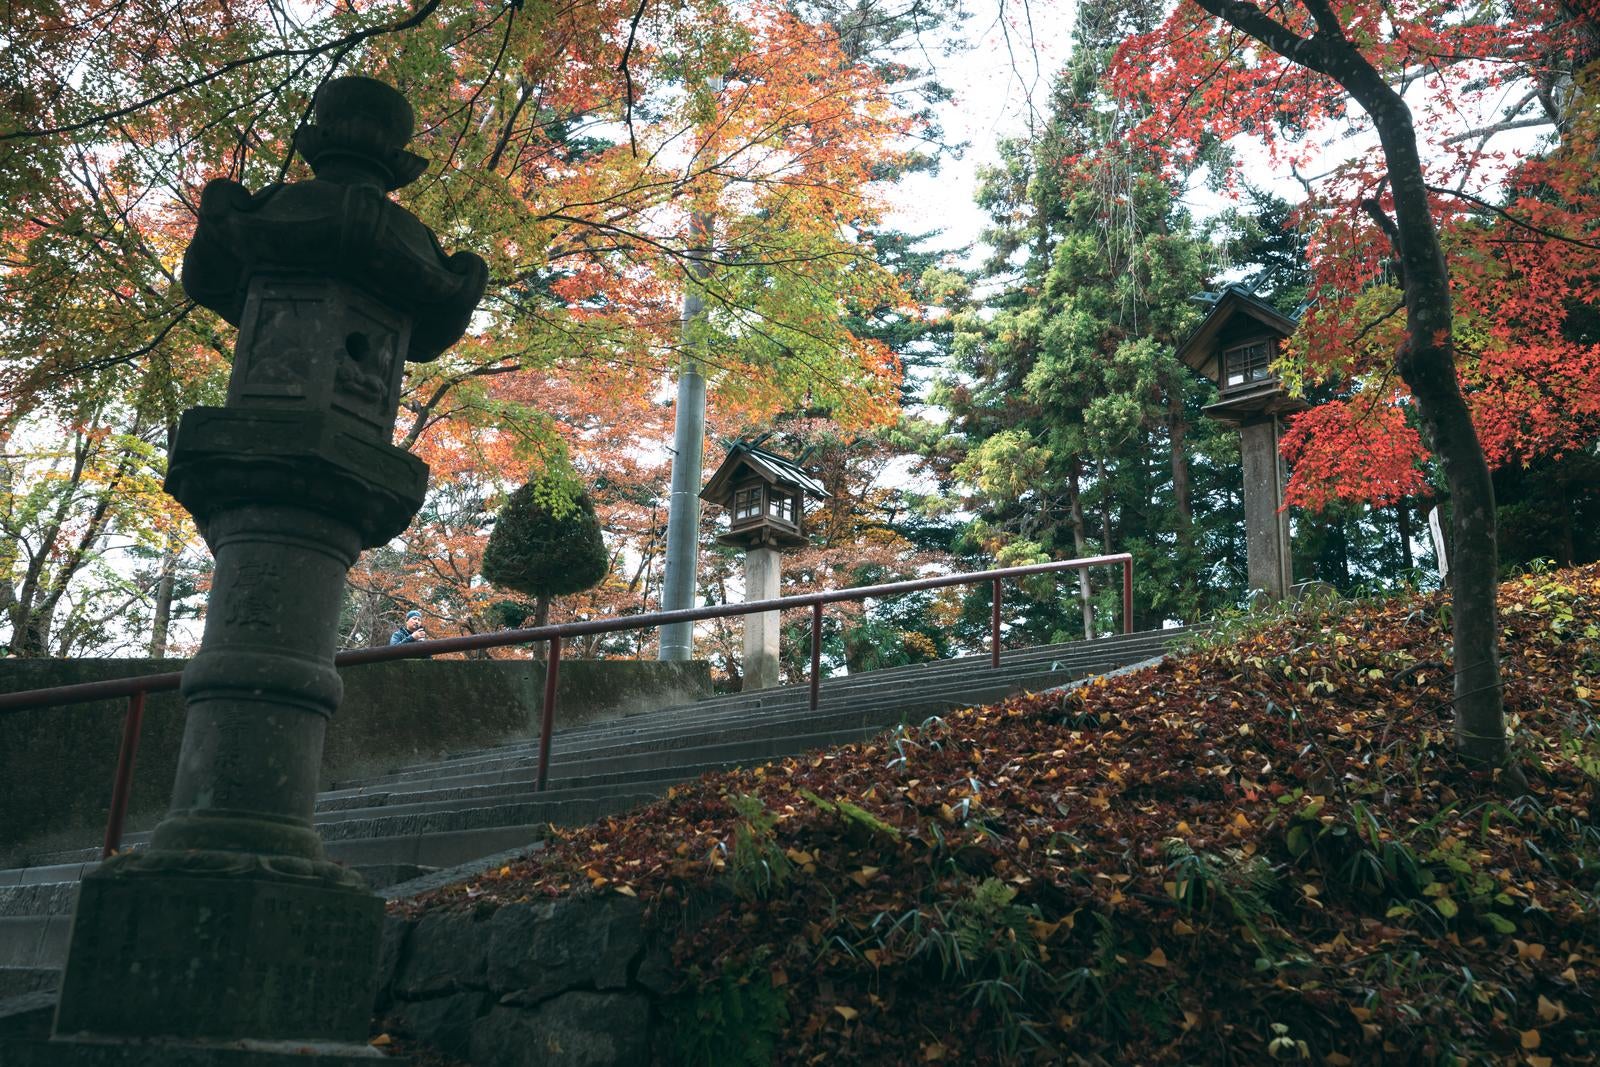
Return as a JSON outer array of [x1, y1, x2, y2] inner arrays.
[[35, 78, 486, 1065], [699, 440, 829, 691]]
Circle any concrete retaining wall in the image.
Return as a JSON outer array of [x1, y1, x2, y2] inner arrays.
[[0, 657, 709, 863]]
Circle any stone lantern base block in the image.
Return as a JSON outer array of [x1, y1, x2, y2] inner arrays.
[[53, 864, 382, 1045], [0, 1037, 394, 1065]]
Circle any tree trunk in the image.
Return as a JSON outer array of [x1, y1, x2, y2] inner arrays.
[[1067, 461, 1096, 640], [11, 609, 53, 657], [1359, 82, 1503, 765], [531, 594, 551, 661], [1193, 0, 1506, 766], [149, 536, 180, 658], [1169, 405, 1193, 527], [1396, 497, 1414, 572], [1169, 402, 1198, 620]]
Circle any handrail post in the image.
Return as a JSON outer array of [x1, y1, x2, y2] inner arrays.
[[102, 691, 146, 859], [809, 602, 822, 712], [1123, 558, 1133, 635], [536, 635, 562, 793], [991, 577, 1002, 668]]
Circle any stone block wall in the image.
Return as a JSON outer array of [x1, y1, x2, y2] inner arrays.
[[0, 658, 709, 863], [377, 893, 670, 1066]]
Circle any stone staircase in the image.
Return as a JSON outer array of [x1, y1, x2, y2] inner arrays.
[[0, 627, 1184, 995]]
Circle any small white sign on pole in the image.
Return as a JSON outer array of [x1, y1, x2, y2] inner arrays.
[[1428, 506, 1449, 584]]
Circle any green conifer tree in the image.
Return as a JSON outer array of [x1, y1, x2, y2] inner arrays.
[[481, 482, 610, 641]]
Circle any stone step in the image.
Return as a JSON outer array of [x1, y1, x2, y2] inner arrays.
[[415, 633, 1178, 767], [0, 863, 98, 890], [0, 915, 69, 970], [0, 643, 1176, 976], [312, 774, 694, 824], [316, 791, 659, 843], [12, 718, 889, 876], [339, 659, 1125, 791], [487, 643, 1168, 751], [314, 720, 885, 823], [547, 644, 1173, 748], [0, 967, 57, 999], [0, 884, 76, 920], [9, 651, 1131, 871], [314, 759, 772, 817], [0, 643, 1170, 873]]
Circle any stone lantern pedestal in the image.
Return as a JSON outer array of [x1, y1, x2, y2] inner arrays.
[[742, 545, 783, 689], [9, 78, 486, 1066]]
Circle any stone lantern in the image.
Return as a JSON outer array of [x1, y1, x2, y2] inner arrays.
[[1176, 285, 1309, 601], [31, 78, 487, 1065], [701, 440, 828, 690]]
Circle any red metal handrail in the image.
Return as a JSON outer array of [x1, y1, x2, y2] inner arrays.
[[0, 552, 1133, 856]]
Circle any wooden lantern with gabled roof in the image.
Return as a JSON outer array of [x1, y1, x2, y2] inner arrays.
[[700, 438, 829, 690], [700, 438, 830, 551], [1176, 285, 1310, 600]]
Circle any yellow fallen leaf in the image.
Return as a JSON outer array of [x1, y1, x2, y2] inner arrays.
[[1528, 1057, 1552, 1067], [1181, 1010, 1201, 1031], [1514, 940, 1546, 960], [1176, 820, 1193, 835], [498, 865, 512, 877], [1144, 947, 1169, 968], [1576, 685, 1592, 699], [613, 884, 637, 897], [1521, 1029, 1541, 1050], [368, 1034, 393, 1047], [1537, 995, 1566, 1022], [849, 866, 880, 887], [922, 1042, 948, 1061], [770, 967, 788, 988], [785, 849, 814, 865], [834, 1005, 859, 1021]]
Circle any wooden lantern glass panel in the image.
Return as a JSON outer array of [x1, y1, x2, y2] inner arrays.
[[1223, 339, 1275, 390], [767, 491, 797, 526], [732, 483, 763, 525]]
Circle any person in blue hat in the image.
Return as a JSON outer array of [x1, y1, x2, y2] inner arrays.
[[389, 609, 429, 645]]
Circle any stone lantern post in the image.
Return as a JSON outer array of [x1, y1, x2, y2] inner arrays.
[[35, 78, 486, 1065], [1175, 285, 1309, 601], [700, 440, 829, 690]]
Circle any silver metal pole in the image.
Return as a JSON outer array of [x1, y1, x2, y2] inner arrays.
[[658, 306, 707, 660], [659, 79, 722, 660]]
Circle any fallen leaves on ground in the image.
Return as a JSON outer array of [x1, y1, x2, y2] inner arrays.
[[397, 565, 1600, 1064]]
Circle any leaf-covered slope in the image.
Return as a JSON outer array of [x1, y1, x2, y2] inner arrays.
[[399, 566, 1600, 1065]]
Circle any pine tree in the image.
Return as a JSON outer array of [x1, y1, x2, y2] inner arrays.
[[943, 0, 1232, 633]]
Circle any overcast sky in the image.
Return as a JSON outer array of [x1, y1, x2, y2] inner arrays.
[[881, 0, 1077, 261]]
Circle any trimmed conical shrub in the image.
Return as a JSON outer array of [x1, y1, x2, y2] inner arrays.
[[481, 482, 609, 613]]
